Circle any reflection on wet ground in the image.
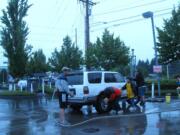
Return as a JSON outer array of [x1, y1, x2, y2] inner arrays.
[[0, 97, 180, 135]]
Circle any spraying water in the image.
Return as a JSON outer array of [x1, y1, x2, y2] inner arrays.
[[52, 89, 56, 101]]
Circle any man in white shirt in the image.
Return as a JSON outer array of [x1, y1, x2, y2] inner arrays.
[[55, 67, 71, 125]]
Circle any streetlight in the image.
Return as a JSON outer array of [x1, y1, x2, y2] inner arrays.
[[142, 11, 161, 97], [142, 11, 158, 65]]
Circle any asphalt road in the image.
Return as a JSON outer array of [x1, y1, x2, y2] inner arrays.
[[0, 97, 180, 135]]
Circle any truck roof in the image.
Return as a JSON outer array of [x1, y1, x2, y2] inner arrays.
[[69, 70, 118, 74]]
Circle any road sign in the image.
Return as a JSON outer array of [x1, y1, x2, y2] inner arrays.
[[153, 65, 162, 73]]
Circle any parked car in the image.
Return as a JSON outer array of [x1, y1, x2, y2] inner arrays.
[[17, 79, 27, 89], [67, 71, 126, 113]]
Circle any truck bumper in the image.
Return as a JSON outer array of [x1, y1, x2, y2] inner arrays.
[[68, 96, 97, 106]]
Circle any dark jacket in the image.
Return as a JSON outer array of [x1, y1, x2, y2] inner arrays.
[[134, 72, 145, 87]]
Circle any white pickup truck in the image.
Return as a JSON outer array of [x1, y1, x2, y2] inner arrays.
[[66, 71, 126, 113]]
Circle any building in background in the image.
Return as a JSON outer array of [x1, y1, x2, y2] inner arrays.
[[0, 46, 8, 71], [0, 46, 8, 84]]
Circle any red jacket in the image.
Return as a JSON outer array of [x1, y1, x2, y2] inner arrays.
[[109, 87, 121, 101]]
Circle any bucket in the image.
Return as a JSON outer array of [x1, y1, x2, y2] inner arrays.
[[166, 93, 171, 103]]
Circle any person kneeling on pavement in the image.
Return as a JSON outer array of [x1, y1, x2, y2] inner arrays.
[[103, 87, 122, 114]]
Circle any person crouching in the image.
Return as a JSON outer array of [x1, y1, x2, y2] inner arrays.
[[103, 87, 122, 114]]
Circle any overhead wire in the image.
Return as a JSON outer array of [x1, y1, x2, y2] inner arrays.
[[47, 0, 65, 27], [27, 1, 176, 35], [46, 0, 68, 35], [100, 0, 146, 6], [28, 0, 67, 48], [70, 2, 84, 43], [91, 12, 172, 32], [25, 0, 177, 52], [46, 0, 71, 46], [53, 0, 71, 27], [28, 0, 84, 47], [91, 7, 173, 27], [93, 0, 168, 16]]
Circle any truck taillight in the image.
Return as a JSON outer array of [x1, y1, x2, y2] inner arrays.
[[83, 86, 89, 95]]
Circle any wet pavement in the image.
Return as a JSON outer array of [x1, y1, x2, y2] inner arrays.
[[0, 97, 180, 135]]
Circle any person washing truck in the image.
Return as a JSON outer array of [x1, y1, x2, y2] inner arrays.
[[103, 87, 122, 114], [55, 67, 73, 125]]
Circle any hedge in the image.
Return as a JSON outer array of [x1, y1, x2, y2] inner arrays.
[[145, 79, 178, 96], [0, 90, 36, 96]]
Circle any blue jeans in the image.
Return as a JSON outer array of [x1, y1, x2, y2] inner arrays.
[[138, 86, 146, 96]]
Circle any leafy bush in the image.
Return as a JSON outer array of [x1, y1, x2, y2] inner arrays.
[[146, 79, 177, 90], [145, 79, 178, 96], [0, 90, 35, 96], [44, 85, 54, 95]]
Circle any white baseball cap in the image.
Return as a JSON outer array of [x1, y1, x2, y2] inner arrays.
[[61, 67, 70, 71]]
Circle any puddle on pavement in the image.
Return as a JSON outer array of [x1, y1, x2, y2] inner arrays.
[[82, 127, 100, 133], [0, 98, 180, 135]]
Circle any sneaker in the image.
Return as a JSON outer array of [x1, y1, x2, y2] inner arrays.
[[129, 106, 136, 112], [140, 102, 145, 106], [110, 110, 116, 115], [116, 110, 123, 115]]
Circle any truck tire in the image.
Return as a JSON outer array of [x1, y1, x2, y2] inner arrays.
[[95, 95, 112, 114], [70, 105, 82, 111]]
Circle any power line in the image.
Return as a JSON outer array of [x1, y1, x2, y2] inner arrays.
[[54, 1, 71, 26], [47, 0, 65, 26], [91, 7, 173, 28], [93, 0, 168, 16], [47, 0, 69, 33], [92, 14, 140, 26], [91, 12, 171, 32], [50, 0, 72, 45], [28, 6, 174, 31]]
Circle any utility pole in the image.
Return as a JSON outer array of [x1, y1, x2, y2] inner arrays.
[[75, 28, 77, 47], [79, 0, 96, 54], [130, 49, 136, 77]]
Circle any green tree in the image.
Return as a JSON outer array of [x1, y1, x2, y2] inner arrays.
[[136, 59, 150, 77], [157, 5, 180, 64], [49, 36, 83, 71], [27, 49, 48, 74], [0, 0, 32, 77], [86, 29, 130, 71], [85, 42, 100, 69]]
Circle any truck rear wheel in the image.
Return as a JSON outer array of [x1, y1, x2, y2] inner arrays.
[[95, 95, 112, 113]]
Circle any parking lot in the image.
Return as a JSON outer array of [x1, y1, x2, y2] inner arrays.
[[0, 97, 180, 135]]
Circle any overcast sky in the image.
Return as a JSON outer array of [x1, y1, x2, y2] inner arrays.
[[0, 0, 179, 66]]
